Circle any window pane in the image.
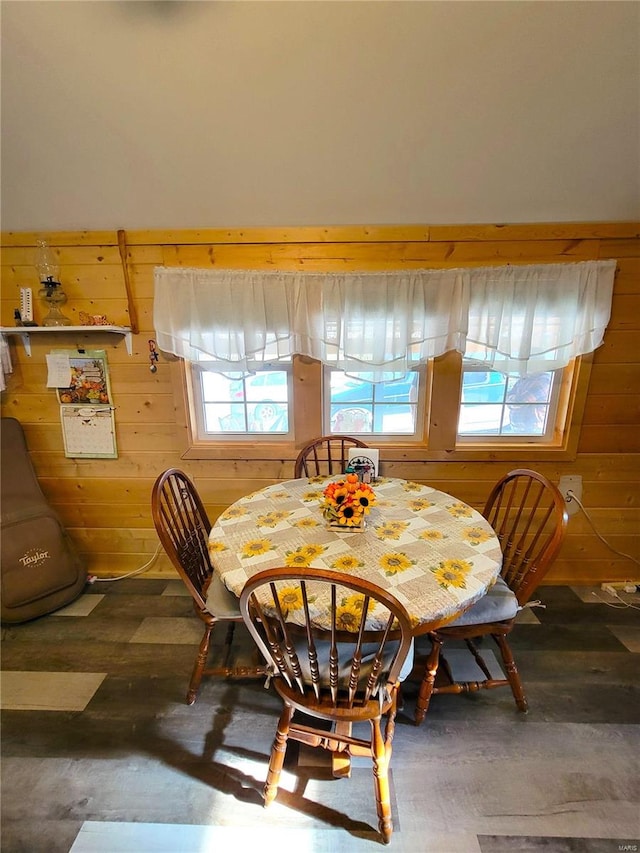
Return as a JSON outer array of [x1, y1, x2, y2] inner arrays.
[[328, 370, 418, 435], [458, 367, 555, 437], [198, 368, 290, 435], [205, 403, 247, 432], [248, 401, 288, 432], [505, 372, 553, 435]]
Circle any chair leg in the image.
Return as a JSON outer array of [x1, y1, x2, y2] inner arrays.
[[221, 621, 236, 669], [264, 702, 294, 807], [186, 621, 214, 706], [332, 721, 353, 778], [414, 633, 443, 726], [383, 688, 399, 759], [465, 638, 493, 681], [493, 633, 528, 712], [371, 716, 393, 844]]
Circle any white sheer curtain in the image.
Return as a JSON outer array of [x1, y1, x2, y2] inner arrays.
[[153, 260, 616, 377]]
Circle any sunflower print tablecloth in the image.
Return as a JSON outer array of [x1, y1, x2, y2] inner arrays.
[[207, 476, 503, 634]]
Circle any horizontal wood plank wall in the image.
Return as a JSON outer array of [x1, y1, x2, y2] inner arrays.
[[1, 223, 639, 585]]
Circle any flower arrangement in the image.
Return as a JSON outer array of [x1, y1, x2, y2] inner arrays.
[[321, 473, 376, 528]]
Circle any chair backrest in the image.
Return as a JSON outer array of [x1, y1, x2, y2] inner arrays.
[[294, 435, 369, 478], [151, 468, 212, 610], [482, 469, 568, 605], [239, 567, 413, 709]]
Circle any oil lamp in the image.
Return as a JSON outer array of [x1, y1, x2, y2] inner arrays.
[[36, 239, 72, 326]]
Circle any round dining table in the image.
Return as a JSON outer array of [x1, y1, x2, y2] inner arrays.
[[207, 475, 503, 634]]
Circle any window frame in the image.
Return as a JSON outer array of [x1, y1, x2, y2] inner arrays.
[[192, 361, 293, 442], [456, 363, 563, 443], [322, 364, 427, 443], [173, 351, 591, 463]]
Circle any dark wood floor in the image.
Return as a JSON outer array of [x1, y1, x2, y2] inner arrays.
[[1, 579, 639, 852]]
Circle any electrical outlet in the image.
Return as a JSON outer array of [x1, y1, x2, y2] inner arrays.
[[558, 475, 582, 516]]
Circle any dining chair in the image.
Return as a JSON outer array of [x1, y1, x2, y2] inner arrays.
[[413, 468, 568, 725], [151, 468, 267, 705], [239, 566, 413, 844], [294, 435, 369, 478]]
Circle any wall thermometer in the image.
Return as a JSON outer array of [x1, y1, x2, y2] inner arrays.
[[19, 287, 34, 322]]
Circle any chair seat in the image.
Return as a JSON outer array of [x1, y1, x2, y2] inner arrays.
[[447, 576, 518, 627], [205, 574, 242, 619]]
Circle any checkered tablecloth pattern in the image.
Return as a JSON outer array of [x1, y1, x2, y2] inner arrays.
[[208, 477, 503, 633]]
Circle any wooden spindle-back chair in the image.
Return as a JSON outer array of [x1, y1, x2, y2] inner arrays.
[[151, 468, 266, 705], [294, 435, 368, 478], [413, 469, 568, 725], [239, 566, 413, 844]]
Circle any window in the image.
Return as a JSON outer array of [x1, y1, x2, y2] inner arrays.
[[458, 364, 561, 441], [179, 354, 587, 460], [190, 363, 424, 441], [191, 364, 291, 440], [325, 368, 421, 437], [161, 261, 611, 461]]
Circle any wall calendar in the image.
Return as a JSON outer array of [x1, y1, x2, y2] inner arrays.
[[60, 405, 118, 459]]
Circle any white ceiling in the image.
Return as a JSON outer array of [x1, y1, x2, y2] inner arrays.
[[1, 0, 638, 231]]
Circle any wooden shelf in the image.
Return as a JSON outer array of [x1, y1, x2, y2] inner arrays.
[[0, 325, 134, 356]]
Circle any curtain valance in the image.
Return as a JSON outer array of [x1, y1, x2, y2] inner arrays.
[[153, 260, 616, 377]]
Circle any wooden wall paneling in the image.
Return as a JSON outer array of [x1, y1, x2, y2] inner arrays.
[[125, 226, 435, 246], [27, 452, 288, 481], [577, 426, 640, 454], [73, 527, 159, 554], [568, 507, 640, 534], [2, 391, 178, 424], [592, 331, 639, 363], [599, 238, 640, 258], [393, 479, 640, 513], [588, 363, 640, 395], [291, 354, 323, 447], [608, 295, 640, 330], [382, 454, 640, 482], [611, 258, 640, 293], [125, 223, 640, 245], [582, 395, 640, 424], [2, 223, 639, 584], [550, 558, 636, 585], [14, 421, 180, 454], [39, 476, 279, 508], [428, 223, 640, 241], [563, 533, 640, 561], [1, 245, 122, 266], [2, 264, 128, 288], [52, 503, 153, 529], [159, 238, 605, 269], [427, 351, 462, 451]]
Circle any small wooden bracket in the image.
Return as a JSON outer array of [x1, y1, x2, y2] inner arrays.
[[117, 229, 139, 334]]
